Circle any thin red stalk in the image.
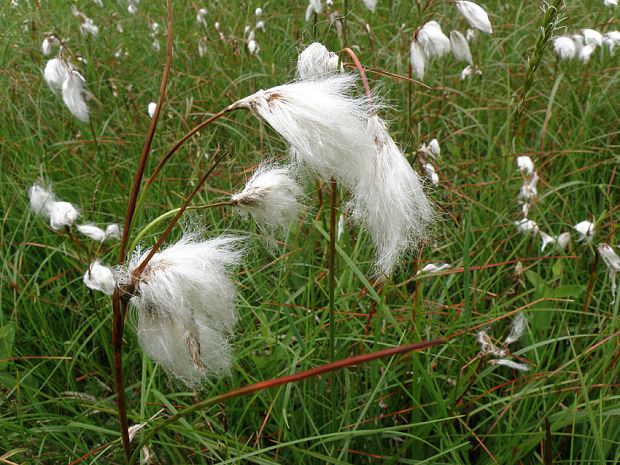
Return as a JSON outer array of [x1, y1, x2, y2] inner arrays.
[[339, 48, 373, 103], [343, 63, 431, 90], [113, 2, 173, 460], [128, 339, 444, 464]]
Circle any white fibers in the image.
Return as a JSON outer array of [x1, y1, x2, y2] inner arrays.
[[362, 0, 377, 13], [49, 201, 79, 230], [231, 163, 304, 239], [77, 224, 106, 241], [573, 220, 594, 243], [106, 223, 121, 240], [515, 218, 538, 236], [148, 102, 156, 118], [416, 263, 450, 275], [352, 115, 434, 276], [117, 234, 244, 387], [29, 182, 54, 216], [417, 21, 451, 58], [505, 313, 526, 345], [488, 358, 529, 371], [305, 0, 322, 21], [296, 42, 340, 80], [44, 58, 89, 122], [597, 244, 620, 302], [422, 163, 439, 186], [517, 156, 534, 176], [455, 1, 492, 34], [409, 40, 426, 80], [553, 36, 576, 59], [450, 30, 473, 64], [232, 74, 374, 188], [461, 64, 482, 80], [83, 260, 115, 295], [29, 182, 79, 230]]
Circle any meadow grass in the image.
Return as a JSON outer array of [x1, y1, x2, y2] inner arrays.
[[0, 0, 618, 463]]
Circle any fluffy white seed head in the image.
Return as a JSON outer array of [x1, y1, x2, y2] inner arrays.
[[450, 30, 473, 64], [256, 20, 265, 31], [83, 260, 115, 295], [505, 313, 526, 345], [466, 28, 476, 41], [232, 74, 374, 188], [106, 223, 121, 240], [461, 64, 482, 80], [117, 234, 245, 387], [553, 36, 576, 59], [351, 115, 434, 276], [417, 21, 451, 58], [422, 163, 439, 186], [44, 58, 70, 90], [517, 156, 534, 176], [79, 21, 99, 37], [603, 31, 620, 53], [362, 0, 377, 13], [557, 232, 571, 250], [428, 138, 440, 157], [579, 44, 597, 63], [148, 102, 156, 118], [29, 182, 54, 216], [518, 171, 538, 202], [539, 231, 556, 252], [455, 1, 492, 34], [77, 224, 106, 241], [296, 42, 341, 80], [61, 69, 89, 122], [248, 39, 260, 55], [417, 263, 450, 275], [573, 220, 594, 242], [582, 29, 603, 46], [255, 7, 262, 16], [515, 218, 538, 236], [597, 244, 620, 302], [488, 359, 529, 371], [409, 40, 426, 80], [231, 163, 304, 239], [196, 8, 207, 26], [49, 201, 79, 230], [305, 0, 322, 21], [41, 37, 53, 56]]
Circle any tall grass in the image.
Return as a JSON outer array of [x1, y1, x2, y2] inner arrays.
[[0, 0, 618, 463]]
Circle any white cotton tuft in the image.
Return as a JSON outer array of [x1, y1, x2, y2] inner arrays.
[[466, 28, 476, 41], [362, 0, 377, 13], [148, 102, 157, 118], [77, 224, 106, 241], [422, 163, 439, 186], [409, 40, 426, 80], [505, 312, 526, 345], [416, 263, 450, 275], [603, 31, 620, 54], [578, 44, 597, 63], [553, 36, 576, 60], [256, 20, 265, 31], [556, 232, 570, 250], [604, 0, 618, 5], [455, 1, 492, 34], [450, 30, 472, 64], [515, 218, 538, 236], [517, 156, 534, 176], [117, 234, 245, 387], [44, 58, 70, 90], [41, 37, 53, 56], [573, 220, 594, 243], [296, 42, 341, 80], [428, 138, 440, 157], [84, 260, 115, 295], [248, 39, 260, 55], [539, 231, 556, 252], [233, 74, 374, 188], [29, 182, 54, 217], [106, 223, 121, 240], [49, 201, 79, 230], [305, 0, 322, 21], [61, 69, 90, 122], [518, 171, 538, 203], [461, 64, 482, 80], [597, 244, 620, 302], [417, 21, 451, 58], [231, 163, 304, 239], [79, 21, 99, 37], [488, 359, 530, 371], [582, 29, 603, 47], [255, 7, 262, 16], [196, 8, 207, 26], [351, 115, 434, 276]]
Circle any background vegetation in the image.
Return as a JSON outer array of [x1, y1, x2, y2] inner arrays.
[[0, 0, 618, 463]]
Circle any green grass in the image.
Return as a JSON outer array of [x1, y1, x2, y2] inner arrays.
[[1, 0, 619, 463]]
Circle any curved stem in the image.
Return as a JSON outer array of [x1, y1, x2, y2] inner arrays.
[[339, 48, 373, 104], [342, 63, 431, 90], [128, 338, 445, 465], [113, 1, 173, 460]]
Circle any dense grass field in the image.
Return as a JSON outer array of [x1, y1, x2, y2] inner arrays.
[[1, 0, 619, 463]]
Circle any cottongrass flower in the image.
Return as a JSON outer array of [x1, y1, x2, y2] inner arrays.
[[517, 156, 534, 176], [352, 115, 434, 276], [231, 163, 304, 240], [305, 0, 322, 21], [106, 223, 121, 240], [578, 44, 597, 63], [553, 36, 576, 59], [44, 58, 90, 122], [196, 8, 207, 27], [428, 138, 440, 158], [597, 244, 620, 302], [148, 102, 156, 118], [515, 218, 538, 236], [417, 21, 450, 58], [29, 182, 79, 230], [83, 260, 115, 295], [422, 163, 439, 186], [518, 172, 538, 203], [117, 234, 245, 388], [582, 29, 603, 47], [79, 20, 99, 37], [409, 40, 426, 80], [41, 37, 54, 56], [488, 359, 529, 371], [362, 0, 377, 13], [604, 0, 618, 5], [450, 30, 472, 64], [256, 20, 265, 31], [296, 42, 340, 80], [539, 231, 570, 253], [416, 263, 450, 275], [248, 38, 260, 55], [255, 7, 262, 16], [573, 220, 594, 243], [77, 224, 106, 241], [603, 31, 620, 53], [232, 74, 374, 188], [461, 64, 482, 80], [505, 313, 526, 345], [455, 1, 492, 34]]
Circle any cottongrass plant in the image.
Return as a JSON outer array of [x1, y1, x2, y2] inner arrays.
[[231, 163, 304, 242], [115, 233, 245, 388], [43, 57, 90, 122], [29, 181, 80, 230], [83, 259, 115, 295]]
